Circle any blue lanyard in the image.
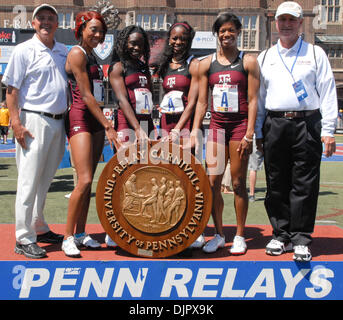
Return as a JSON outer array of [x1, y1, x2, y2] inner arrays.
[[277, 38, 302, 82]]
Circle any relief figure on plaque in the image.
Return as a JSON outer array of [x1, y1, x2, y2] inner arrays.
[[156, 177, 167, 223], [140, 178, 159, 221], [168, 180, 185, 225], [122, 174, 146, 213], [163, 180, 175, 223]]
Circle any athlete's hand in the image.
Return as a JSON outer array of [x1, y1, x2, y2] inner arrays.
[[106, 127, 122, 151], [169, 129, 180, 143], [237, 137, 252, 160], [134, 126, 149, 144], [183, 129, 200, 153]]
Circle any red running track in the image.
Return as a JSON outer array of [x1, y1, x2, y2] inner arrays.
[[0, 224, 342, 261]]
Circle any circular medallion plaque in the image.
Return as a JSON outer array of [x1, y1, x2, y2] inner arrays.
[[96, 140, 212, 258]]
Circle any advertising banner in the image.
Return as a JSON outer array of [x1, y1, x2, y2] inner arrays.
[[1, 260, 342, 300]]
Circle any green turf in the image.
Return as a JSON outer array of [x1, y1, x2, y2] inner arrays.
[[1, 135, 342, 231]]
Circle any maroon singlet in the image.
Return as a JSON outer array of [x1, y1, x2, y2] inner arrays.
[[65, 46, 104, 139], [115, 60, 154, 141], [160, 56, 194, 134], [208, 52, 249, 143]]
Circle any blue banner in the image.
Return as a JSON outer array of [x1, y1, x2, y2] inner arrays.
[[1, 260, 342, 300]]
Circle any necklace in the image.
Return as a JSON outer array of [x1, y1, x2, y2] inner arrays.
[[171, 58, 182, 64]]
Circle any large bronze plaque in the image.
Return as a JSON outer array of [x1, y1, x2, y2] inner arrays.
[[96, 140, 212, 258]]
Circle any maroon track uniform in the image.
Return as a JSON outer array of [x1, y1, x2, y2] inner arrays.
[[116, 61, 154, 141], [65, 46, 104, 139], [208, 51, 248, 144], [159, 56, 194, 133]]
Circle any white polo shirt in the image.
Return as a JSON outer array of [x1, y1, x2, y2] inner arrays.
[[2, 34, 68, 115], [256, 37, 338, 138]]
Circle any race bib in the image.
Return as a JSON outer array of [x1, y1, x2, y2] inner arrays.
[[213, 84, 239, 113], [160, 90, 185, 114], [134, 88, 153, 114], [93, 80, 104, 104]]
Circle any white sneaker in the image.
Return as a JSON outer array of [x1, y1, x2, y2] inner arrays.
[[62, 236, 81, 257], [105, 234, 118, 248], [293, 245, 312, 262], [230, 235, 247, 255], [189, 234, 205, 249], [74, 233, 101, 249], [202, 234, 225, 253], [266, 239, 292, 256]]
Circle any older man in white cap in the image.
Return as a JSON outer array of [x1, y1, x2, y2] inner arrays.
[[256, 2, 337, 261], [2, 4, 68, 258]]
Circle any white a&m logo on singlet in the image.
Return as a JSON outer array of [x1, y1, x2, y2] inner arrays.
[[219, 74, 231, 84], [167, 77, 176, 88], [139, 76, 148, 87]]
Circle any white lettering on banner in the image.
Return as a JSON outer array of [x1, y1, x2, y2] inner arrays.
[[17, 267, 148, 299], [161, 268, 193, 297], [160, 267, 334, 299], [79, 268, 114, 298], [221, 268, 245, 297], [192, 268, 223, 298], [20, 268, 50, 298], [14, 266, 335, 299], [50, 268, 78, 298], [113, 268, 148, 297], [245, 269, 276, 298], [281, 268, 311, 298], [306, 267, 334, 299]]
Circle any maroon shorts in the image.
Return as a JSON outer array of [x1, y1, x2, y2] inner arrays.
[[160, 113, 192, 137], [65, 106, 103, 139], [116, 110, 155, 142], [207, 118, 248, 145]]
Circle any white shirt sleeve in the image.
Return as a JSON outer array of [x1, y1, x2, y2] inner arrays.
[[255, 51, 267, 139], [314, 45, 338, 137], [1, 44, 27, 90]]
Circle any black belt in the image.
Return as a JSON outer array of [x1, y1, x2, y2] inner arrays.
[[21, 108, 64, 120], [267, 109, 319, 119]]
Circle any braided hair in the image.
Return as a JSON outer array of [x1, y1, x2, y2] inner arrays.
[[157, 21, 195, 78], [112, 25, 150, 77]]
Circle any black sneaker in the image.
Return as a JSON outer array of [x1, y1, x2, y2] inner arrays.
[[15, 242, 47, 259], [37, 231, 64, 244]]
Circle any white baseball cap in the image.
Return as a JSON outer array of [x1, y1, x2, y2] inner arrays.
[[32, 3, 58, 19], [275, 1, 303, 19]]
